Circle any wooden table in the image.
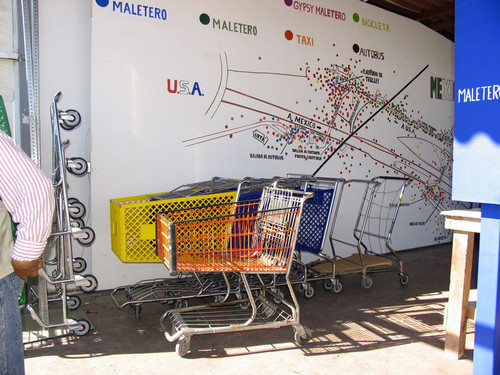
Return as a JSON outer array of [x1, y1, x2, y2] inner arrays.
[[440, 208, 481, 359]]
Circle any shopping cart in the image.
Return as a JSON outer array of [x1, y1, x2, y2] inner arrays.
[[110, 177, 279, 318], [282, 176, 346, 297], [157, 186, 313, 356], [311, 176, 411, 291]]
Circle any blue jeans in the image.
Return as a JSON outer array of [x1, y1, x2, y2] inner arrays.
[[0, 272, 25, 375]]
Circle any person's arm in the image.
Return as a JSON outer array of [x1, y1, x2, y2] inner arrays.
[[0, 131, 54, 279]]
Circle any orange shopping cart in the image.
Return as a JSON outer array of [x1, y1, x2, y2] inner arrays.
[[157, 186, 313, 356]]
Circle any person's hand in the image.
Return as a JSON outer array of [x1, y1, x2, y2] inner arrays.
[[11, 258, 42, 280]]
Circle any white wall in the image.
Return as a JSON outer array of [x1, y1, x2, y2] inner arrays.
[[39, 0, 93, 273], [38, 0, 456, 290]]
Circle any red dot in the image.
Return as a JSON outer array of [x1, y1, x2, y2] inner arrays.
[[285, 30, 294, 41]]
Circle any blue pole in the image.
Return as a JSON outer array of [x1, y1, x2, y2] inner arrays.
[[474, 204, 500, 374]]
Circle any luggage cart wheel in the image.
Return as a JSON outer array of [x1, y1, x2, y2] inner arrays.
[[399, 272, 409, 286], [59, 109, 81, 130], [68, 198, 86, 219], [133, 304, 142, 320], [323, 279, 333, 291], [294, 326, 312, 345], [323, 279, 343, 294], [303, 284, 315, 299], [66, 295, 81, 310], [71, 319, 91, 336], [80, 274, 98, 293], [72, 257, 87, 273], [66, 157, 89, 176], [361, 275, 373, 289], [76, 226, 96, 246], [176, 336, 191, 357]]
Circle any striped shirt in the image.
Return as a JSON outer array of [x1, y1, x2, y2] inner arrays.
[[0, 131, 54, 261]]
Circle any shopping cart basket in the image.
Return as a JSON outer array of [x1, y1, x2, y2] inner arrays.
[[157, 186, 313, 356]]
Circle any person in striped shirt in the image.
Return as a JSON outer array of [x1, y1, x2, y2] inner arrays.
[[0, 130, 54, 375]]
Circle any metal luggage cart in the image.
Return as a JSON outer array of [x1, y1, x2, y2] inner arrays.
[[157, 186, 314, 356], [111, 177, 277, 318], [310, 176, 411, 291], [24, 92, 97, 337]]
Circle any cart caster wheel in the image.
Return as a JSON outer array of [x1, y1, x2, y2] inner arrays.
[[68, 198, 86, 219], [237, 293, 250, 310], [174, 299, 188, 308], [296, 283, 305, 293], [361, 275, 373, 289], [71, 218, 85, 229], [213, 295, 225, 303], [134, 304, 142, 320], [323, 279, 333, 291], [294, 326, 312, 345], [76, 226, 96, 246], [71, 319, 91, 336], [72, 257, 87, 273], [60, 109, 81, 130], [80, 274, 98, 293], [176, 336, 191, 357], [66, 157, 89, 176], [332, 279, 343, 294], [399, 272, 409, 286], [66, 295, 81, 310], [303, 284, 315, 299], [271, 288, 284, 304]]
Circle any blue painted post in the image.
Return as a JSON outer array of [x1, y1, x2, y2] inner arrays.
[[454, 0, 500, 373], [475, 205, 500, 374]]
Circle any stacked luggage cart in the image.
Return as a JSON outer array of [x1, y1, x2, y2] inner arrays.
[[156, 186, 314, 356], [24, 92, 97, 337]]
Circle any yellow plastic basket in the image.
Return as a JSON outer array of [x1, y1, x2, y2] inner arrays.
[[110, 191, 237, 262]]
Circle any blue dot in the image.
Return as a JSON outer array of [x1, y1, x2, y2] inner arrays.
[[96, 0, 109, 7]]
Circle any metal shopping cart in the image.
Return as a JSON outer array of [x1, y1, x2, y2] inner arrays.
[[157, 186, 313, 356], [282, 176, 346, 297], [311, 176, 412, 291], [110, 177, 279, 318]]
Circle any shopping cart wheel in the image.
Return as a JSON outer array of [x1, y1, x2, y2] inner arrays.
[[66, 157, 89, 176], [174, 299, 189, 308], [66, 295, 81, 310], [361, 275, 373, 289], [294, 326, 312, 345], [176, 336, 191, 357], [399, 272, 409, 286], [237, 293, 250, 310], [271, 288, 284, 304], [76, 226, 96, 246], [71, 319, 91, 336], [72, 257, 87, 273], [303, 284, 315, 299], [59, 109, 81, 130], [80, 274, 98, 293]]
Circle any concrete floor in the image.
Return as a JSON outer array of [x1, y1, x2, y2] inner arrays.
[[23, 244, 475, 375]]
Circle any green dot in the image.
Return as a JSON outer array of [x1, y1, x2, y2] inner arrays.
[[200, 13, 210, 25], [353, 13, 360, 23]]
